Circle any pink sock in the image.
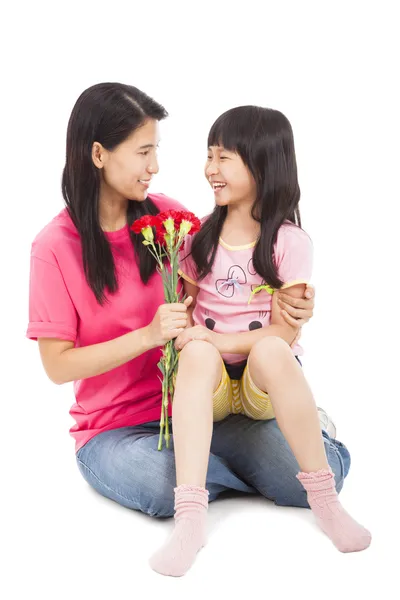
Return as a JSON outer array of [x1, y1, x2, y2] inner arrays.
[[149, 484, 209, 577], [297, 469, 371, 553]]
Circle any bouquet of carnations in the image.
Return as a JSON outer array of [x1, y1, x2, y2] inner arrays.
[[131, 210, 201, 450]]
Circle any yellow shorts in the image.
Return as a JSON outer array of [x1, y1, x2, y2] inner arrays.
[[213, 361, 275, 422]]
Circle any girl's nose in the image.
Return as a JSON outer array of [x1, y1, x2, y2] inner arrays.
[[206, 160, 219, 177]]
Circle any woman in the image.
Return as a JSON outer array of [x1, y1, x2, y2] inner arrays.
[[27, 82, 349, 571]]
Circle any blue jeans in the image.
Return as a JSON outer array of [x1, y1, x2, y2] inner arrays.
[[76, 415, 351, 518]]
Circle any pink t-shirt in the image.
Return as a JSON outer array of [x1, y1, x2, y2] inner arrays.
[[179, 221, 313, 363], [27, 193, 185, 452]]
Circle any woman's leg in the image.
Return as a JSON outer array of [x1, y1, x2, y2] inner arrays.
[[237, 336, 371, 552], [211, 416, 350, 508], [77, 421, 253, 518], [76, 423, 177, 517]]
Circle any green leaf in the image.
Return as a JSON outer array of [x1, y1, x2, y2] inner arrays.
[[158, 363, 166, 376]]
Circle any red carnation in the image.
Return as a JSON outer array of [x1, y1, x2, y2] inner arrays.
[[131, 215, 157, 234], [157, 209, 179, 224], [179, 211, 201, 235], [155, 227, 167, 246], [158, 210, 178, 219]]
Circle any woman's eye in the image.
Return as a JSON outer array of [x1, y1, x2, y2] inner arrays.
[[140, 151, 150, 156]]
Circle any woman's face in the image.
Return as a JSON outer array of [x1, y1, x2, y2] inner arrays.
[[93, 119, 160, 201]]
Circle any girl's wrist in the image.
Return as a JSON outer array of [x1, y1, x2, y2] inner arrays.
[[213, 332, 228, 354]]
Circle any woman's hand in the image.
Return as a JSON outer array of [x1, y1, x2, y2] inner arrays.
[[146, 297, 193, 348], [174, 325, 216, 351], [276, 284, 315, 327]]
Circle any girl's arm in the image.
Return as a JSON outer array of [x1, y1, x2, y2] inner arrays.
[[215, 284, 306, 355]]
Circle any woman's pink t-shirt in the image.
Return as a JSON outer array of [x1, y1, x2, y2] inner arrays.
[[27, 193, 185, 452]]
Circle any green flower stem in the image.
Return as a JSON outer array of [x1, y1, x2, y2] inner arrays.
[[144, 229, 187, 450]]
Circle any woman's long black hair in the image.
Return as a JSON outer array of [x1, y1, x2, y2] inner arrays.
[[191, 106, 302, 289], [62, 82, 168, 304]]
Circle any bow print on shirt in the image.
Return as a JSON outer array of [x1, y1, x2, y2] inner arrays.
[[216, 265, 247, 298], [247, 258, 274, 303]]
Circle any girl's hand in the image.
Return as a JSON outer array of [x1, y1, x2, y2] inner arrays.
[[174, 325, 216, 351], [276, 284, 315, 327], [146, 297, 193, 348]]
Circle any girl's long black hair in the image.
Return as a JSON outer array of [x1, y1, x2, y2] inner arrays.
[[62, 82, 168, 304], [191, 106, 302, 289]]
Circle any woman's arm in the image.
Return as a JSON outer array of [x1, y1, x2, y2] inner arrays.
[[277, 283, 315, 327], [39, 329, 152, 385], [182, 279, 199, 327], [38, 300, 192, 385], [215, 284, 306, 355]]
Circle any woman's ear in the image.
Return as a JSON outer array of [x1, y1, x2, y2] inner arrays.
[[92, 141, 106, 169]]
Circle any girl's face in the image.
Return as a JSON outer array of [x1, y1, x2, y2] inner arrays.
[[205, 146, 256, 207], [93, 119, 160, 202]]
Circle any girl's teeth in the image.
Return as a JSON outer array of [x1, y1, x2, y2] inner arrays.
[[213, 183, 226, 189]]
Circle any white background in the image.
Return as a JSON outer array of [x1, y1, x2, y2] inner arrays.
[[1, 1, 399, 598]]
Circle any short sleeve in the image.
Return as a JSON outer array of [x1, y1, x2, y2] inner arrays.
[[27, 255, 78, 342], [274, 224, 313, 289], [178, 233, 199, 286]]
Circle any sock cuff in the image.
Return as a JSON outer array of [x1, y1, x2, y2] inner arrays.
[[174, 485, 209, 512], [174, 484, 209, 495], [296, 468, 335, 491]]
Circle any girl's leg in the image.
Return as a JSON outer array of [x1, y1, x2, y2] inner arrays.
[[246, 336, 371, 553], [173, 341, 223, 487], [248, 337, 328, 473], [150, 340, 225, 577]]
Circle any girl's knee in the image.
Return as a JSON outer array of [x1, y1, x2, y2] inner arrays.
[[179, 341, 221, 379], [180, 339, 220, 361], [249, 336, 293, 381], [251, 336, 291, 364]]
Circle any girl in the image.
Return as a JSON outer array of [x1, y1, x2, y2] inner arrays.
[[150, 106, 370, 577]]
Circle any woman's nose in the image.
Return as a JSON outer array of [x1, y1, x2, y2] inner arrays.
[[147, 156, 159, 175]]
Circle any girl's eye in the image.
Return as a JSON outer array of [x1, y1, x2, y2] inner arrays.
[[207, 155, 212, 160], [140, 151, 150, 156]]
